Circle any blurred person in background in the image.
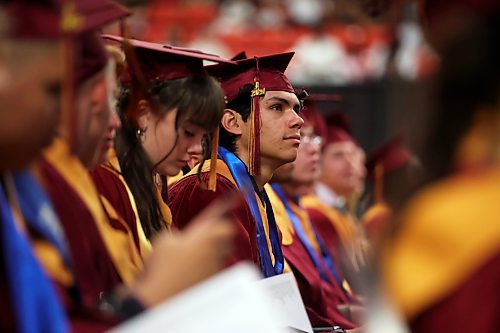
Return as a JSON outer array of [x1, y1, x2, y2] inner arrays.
[[381, 1, 500, 332], [303, 113, 367, 280], [268, 97, 362, 331], [361, 133, 413, 247], [0, 1, 69, 332]]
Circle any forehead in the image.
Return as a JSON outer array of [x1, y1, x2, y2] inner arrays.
[[262, 90, 300, 106], [324, 141, 358, 155]]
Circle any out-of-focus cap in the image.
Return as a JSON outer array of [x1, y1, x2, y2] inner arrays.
[[1, 0, 129, 39], [366, 133, 411, 179], [73, 1, 129, 84], [74, 0, 129, 34], [301, 93, 342, 139], [1, 0, 62, 39], [323, 112, 355, 146]]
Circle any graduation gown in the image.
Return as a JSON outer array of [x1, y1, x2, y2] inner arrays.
[[90, 149, 159, 257], [362, 201, 391, 244], [37, 138, 143, 331], [168, 159, 282, 272], [382, 167, 500, 332], [266, 184, 356, 329], [302, 194, 359, 265]]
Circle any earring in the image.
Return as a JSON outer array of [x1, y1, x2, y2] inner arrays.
[[136, 127, 147, 139]]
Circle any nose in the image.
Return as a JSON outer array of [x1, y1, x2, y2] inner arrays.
[[109, 109, 121, 130], [187, 134, 204, 156], [291, 112, 304, 129]]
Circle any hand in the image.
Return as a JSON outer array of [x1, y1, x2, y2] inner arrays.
[[130, 197, 237, 307]]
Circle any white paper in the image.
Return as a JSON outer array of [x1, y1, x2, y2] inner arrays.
[[109, 263, 293, 333], [255, 272, 313, 333]]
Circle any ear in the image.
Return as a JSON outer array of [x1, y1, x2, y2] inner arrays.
[[220, 108, 242, 135], [136, 99, 152, 130]]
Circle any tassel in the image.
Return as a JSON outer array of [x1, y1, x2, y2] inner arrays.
[[249, 74, 266, 177], [374, 162, 384, 203], [119, 19, 126, 37], [248, 92, 261, 176], [208, 126, 220, 191], [62, 36, 76, 153], [60, 2, 82, 155]]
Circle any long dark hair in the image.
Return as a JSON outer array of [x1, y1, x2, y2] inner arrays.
[[116, 74, 225, 239]]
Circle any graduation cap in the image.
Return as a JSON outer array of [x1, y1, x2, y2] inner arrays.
[[1, 0, 62, 39], [301, 93, 342, 140], [206, 52, 296, 177], [323, 112, 356, 148], [365, 133, 412, 203], [2, 0, 129, 38], [102, 35, 235, 85]]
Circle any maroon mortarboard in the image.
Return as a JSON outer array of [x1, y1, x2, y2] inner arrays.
[[72, 1, 129, 84], [365, 133, 412, 202], [102, 35, 235, 85], [73, 0, 129, 34], [205, 52, 296, 176], [323, 112, 355, 147], [1, 0, 62, 39], [301, 98, 327, 140], [366, 133, 411, 179], [2, 0, 129, 38], [206, 52, 295, 101], [301, 93, 342, 140]]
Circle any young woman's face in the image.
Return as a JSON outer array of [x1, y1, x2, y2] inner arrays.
[[142, 108, 207, 176]]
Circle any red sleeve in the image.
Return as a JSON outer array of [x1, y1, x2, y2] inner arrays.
[[89, 166, 140, 251], [168, 173, 261, 269], [283, 234, 356, 329], [410, 253, 500, 333]]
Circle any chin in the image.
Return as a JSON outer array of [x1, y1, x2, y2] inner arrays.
[[163, 166, 182, 177], [281, 150, 299, 164]]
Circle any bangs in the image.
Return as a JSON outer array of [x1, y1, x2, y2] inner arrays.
[[172, 75, 225, 133]]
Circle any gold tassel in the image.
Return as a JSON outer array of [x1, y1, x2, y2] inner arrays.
[[249, 81, 265, 176], [208, 126, 220, 191]]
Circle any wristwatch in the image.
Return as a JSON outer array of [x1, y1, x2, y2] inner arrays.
[[98, 290, 145, 320]]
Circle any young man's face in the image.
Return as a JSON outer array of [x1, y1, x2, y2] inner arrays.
[[240, 90, 303, 170], [0, 40, 63, 170], [319, 140, 359, 197], [75, 69, 111, 168]]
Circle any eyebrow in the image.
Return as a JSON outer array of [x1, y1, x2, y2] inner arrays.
[[266, 96, 302, 112]]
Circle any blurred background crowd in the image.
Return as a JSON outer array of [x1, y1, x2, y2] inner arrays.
[[106, 0, 437, 153]]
